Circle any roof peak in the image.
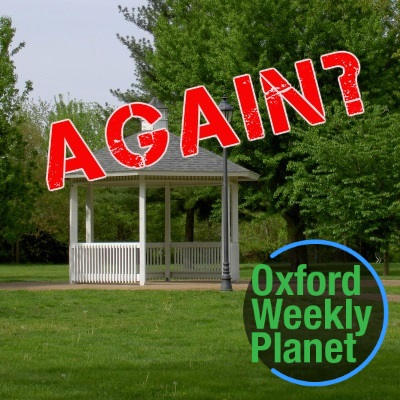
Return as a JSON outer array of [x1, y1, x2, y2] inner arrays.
[[149, 97, 167, 110], [143, 97, 168, 131]]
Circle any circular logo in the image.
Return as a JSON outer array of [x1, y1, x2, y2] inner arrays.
[[243, 240, 388, 386]]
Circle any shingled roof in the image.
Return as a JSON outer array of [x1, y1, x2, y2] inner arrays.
[[67, 132, 259, 181]]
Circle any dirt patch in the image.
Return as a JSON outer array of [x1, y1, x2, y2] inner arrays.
[[381, 280, 400, 286], [388, 295, 400, 302]]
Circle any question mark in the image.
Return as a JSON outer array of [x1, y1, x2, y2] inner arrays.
[[321, 51, 364, 116]]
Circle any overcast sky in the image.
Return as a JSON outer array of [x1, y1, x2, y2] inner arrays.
[[2, 0, 149, 107]]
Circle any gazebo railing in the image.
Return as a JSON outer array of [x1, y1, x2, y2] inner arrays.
[[70, 242, 223, 283], [171, 242, 221, 279], [146, 242, 166, 279], [70, 243, 139, 284]]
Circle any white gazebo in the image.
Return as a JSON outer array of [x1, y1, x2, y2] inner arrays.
[[66, 98, 259, 285]]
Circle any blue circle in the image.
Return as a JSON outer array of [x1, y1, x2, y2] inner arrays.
[[268, 239, 389, 387]]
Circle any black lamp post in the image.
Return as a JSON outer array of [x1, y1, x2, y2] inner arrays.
[[218, 95, 234, 292]]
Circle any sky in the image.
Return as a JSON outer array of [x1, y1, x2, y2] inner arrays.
[[2, 0, 149, 107]]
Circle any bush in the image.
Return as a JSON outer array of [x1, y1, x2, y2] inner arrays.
[[20, 230, 68, 264], [239, 213, 287, 262]]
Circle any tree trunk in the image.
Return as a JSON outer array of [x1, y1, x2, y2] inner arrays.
[[15, 241, 20, 264], [185, 207, 195, 242], [117, 225, 124, 241], [283, 208, 308, 272], [383, 250, 389, 276]]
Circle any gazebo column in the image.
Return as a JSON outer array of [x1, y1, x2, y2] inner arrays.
[[230, 180, 240, 282], [69, 184, 78, 283], [70, 184, 78, 243], [165, 182, 171, 281], [85, 184, 94, 243], [139, 177, 146, 285]]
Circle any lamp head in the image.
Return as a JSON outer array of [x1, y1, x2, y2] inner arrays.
[[218, 95, 234, 123]]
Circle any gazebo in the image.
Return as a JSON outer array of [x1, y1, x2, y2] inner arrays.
[[66, 99, 259, 285]]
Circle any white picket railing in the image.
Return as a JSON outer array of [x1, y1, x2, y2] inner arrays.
[[146, 242, 165, 279], [70, 243, 139, 283], [171, 242, 221, 279], [70, 242, 222, 283]]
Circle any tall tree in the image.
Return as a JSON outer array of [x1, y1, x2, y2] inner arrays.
[[48, 94, 112, 151], [116, 0, 400, 267], [112, 1, 169, 102], [0, 16, 36, 260], [286, 103, 400, 274], [24, 96, 113, 246]]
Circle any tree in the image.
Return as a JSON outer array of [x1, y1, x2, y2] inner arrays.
[[112, 1, 169, 102], [116, 0, 400, 268], [285, 103, 400, 274], [48, 94, 112, 151], [0, 16, 36, 261], [23, 96, 113, 246]]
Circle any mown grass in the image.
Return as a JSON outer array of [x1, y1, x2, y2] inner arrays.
[[384, 286, 400, 295], [240, 263, 400, 280], [1, 263, 399, 283], [0, 290, 399, 400], [0, 265, 69, 282]]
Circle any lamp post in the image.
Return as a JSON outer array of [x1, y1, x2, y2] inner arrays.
[[218, 95, 234, 292]]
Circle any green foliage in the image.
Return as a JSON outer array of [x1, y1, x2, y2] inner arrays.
[[0, 17, 32, 121], [93, 187, 139, 242], [286, 104, 400, 250], [112, 1, 169, 102], [20, 231, 68, 264], [239, 213, 287, 262], [14, 96, 115, 253], [117, 0, 400, 126], [92, 186, 220, 243], [0, 16, 36, 246], [116, 1, 400, 250], [48, 94, 112, 151]]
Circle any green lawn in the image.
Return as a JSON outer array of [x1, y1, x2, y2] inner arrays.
[[240, 262, 400, 280], [0, 262, 400, 283], [0, 264, 69, 282], [0, 290, 399, 400], [370, 262, 400, 279], [384, 286, 400, 295]]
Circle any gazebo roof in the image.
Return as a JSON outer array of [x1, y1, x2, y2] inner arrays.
[[66, 132, 259, 182]]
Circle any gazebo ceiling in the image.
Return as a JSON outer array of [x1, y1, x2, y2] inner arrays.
[[66, 132, 259, 184]]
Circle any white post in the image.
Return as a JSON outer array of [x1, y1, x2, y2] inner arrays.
[[85, 184, 94, 243], [165, 183, 171, 280], [139, 177, 146, 285], [69, 184, 78, 283], [230, 180, 240, 282]]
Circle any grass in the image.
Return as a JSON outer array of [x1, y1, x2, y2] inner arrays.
[[384, 286, 400, 295], [240, 262, 400, 280], [0, 264, 69, 282], [0, 290, 399, 400], [1, 263, 400, 283]]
